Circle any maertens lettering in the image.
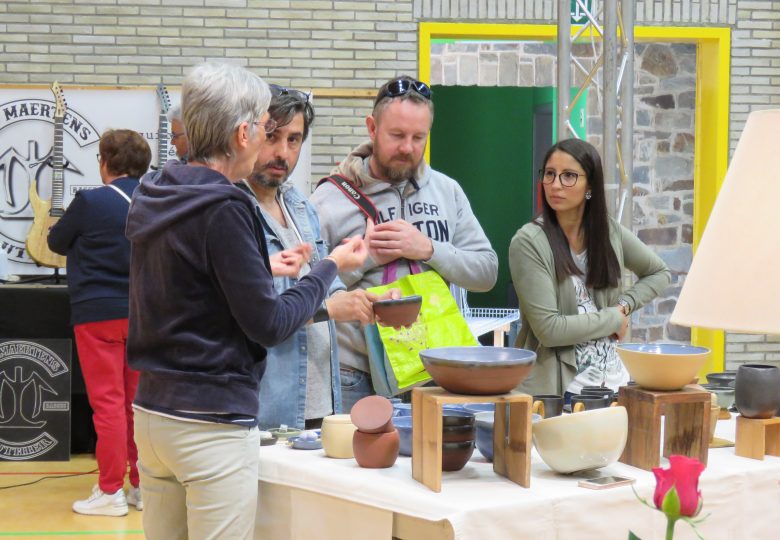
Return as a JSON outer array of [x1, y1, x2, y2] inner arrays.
[[3, 102, 93, 141]]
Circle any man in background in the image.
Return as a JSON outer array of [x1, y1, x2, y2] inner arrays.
[[238, 85, 396, 428], [311, 76, 498, 409]]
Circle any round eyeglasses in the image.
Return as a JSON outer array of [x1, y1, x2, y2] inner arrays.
[[254, 118, 278, 134], [539, 169, 583, 187]]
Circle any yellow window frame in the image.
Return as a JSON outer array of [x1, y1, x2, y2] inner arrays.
[[418, 22, 731, 373]]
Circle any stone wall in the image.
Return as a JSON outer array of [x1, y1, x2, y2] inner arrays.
[[431, 41, 696, 343]]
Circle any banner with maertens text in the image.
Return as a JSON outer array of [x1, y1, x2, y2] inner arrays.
[[0, 84, 311, 276]]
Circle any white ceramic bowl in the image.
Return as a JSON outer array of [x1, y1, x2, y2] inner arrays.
[[616, 343, 711, 391], [532, 406, 628, 474]]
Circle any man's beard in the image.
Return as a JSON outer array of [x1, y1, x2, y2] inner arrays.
[[249, 159, 289, 188], [372, 153, 420, 184]]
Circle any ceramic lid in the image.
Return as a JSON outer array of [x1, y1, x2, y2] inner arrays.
[[323, 414, 354, 425]]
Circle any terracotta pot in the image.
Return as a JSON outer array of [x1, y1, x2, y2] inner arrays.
[[350, 395, 394, 434], [321, 414, 357, 458], [441, 440, 475, 471], [735, 364, 780, 419], [352, 428, 400, 468], [372, 295, 422, 327]]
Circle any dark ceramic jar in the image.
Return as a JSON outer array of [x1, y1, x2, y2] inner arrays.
[[734, 364, 780, 419]]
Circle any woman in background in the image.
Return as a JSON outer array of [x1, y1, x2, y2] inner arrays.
[[49, 129, 151, 516], [509, 138, 670, 398]]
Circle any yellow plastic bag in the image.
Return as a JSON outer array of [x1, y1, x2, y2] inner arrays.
[[365, 268, 477, 396]]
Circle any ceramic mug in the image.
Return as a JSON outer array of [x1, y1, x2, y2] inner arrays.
[[572, 396, 616, 413], [580, 386, 616, 402], [532, 394, 564, 418]]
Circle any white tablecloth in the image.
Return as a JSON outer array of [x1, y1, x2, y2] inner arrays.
[[256, 419, 780, 539]]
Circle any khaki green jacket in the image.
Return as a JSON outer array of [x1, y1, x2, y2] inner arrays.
[[508, 217, 671, 395]]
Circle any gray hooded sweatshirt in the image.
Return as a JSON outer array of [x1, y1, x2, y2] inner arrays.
[[310, 141, 498, 373]]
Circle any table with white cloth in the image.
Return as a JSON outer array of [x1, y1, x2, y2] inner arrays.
[[255, 417, 780, 540]]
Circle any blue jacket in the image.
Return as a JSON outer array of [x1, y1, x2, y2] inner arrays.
[[48, 177, 138, 325], [125, 161, 338, 424], [236, 182, 345, 429]]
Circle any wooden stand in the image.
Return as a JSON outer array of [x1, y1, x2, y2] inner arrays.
[[411, 387, 532, 492], [618, 385, 710, 471], [734, 415, 780, 460]]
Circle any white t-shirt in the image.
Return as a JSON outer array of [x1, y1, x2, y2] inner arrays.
[[565, 250, 629, 394]]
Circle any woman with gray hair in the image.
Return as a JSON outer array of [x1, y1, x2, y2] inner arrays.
[[126, 62, 367, 539]]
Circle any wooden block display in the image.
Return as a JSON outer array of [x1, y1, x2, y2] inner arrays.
[[734, 415, 780, 460], [618, 385, 711, 471], [411, 387, 532, 493]]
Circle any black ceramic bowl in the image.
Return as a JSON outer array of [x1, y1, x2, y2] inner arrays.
[[442, 440, 475, 471], [442, 409, 475, 427]]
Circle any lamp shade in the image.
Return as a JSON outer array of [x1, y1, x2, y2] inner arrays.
[[671, 109, 780, 334]]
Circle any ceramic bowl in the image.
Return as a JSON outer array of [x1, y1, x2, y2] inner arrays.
[[392, 402, 412, 417], [616, 343, 710, 391], [419, 346, 536, 395], [394, 415, 413, 456], [532, 406, 628, 474], [701, 384, 735, 410], [474, 411, 541, 462], [462, 403, 495, 415], [373, 295, 422, 327], [442, 440, 475, 471], [442, 409, 475, 427], [268, 426, 302, 440], [706, 370, 737, 388]]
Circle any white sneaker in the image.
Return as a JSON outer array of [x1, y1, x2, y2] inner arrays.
[[126, 486, 143, 511], [72, 485, 128, 516]]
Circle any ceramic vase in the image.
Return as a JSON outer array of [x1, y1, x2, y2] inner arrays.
[[734, 363, 780, 419]]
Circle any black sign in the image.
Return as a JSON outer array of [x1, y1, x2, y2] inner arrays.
[[0, 339, 71, 461]]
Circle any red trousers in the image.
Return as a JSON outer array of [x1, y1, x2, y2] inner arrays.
[[74, 318, 139, 493]]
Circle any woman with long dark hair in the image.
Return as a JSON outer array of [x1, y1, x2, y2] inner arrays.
[[509, 139, 670, 397]]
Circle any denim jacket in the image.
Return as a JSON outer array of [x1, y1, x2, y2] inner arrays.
[[237, 182, 345, 429]]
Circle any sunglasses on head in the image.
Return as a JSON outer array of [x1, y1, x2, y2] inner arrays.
[[375, 78, 432, 106], [269, 84, 310, 104]]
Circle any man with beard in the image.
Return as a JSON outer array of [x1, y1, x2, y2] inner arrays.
[[310, 75, 499, 409], [237, 85, 397, 429]]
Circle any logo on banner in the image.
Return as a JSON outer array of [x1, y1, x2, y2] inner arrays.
[[0, 99, 98, 263], [0, 340, 70, 460]]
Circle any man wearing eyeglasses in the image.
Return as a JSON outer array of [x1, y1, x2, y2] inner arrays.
[[237, 85, 399, 429], [311, 75, 499, 409]]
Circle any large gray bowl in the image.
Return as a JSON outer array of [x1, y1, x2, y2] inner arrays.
[[419, 346, 536, 395]]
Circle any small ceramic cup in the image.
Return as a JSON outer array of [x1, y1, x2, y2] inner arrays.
[[532, 394, 564, 418], [580, 386, 616, 402], [321, 414, 358, 458], [572, 395, 615, 413]]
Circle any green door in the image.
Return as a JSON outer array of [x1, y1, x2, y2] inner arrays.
[[430, 86, 537, 308]]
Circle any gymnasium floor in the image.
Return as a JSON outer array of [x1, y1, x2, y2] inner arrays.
[[0, 455, 144, 538]]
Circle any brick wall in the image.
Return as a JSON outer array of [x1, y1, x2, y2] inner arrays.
[[2, 0, 779, 363]]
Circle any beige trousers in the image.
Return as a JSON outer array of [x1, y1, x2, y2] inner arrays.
[[134, 408, 260, 540]]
